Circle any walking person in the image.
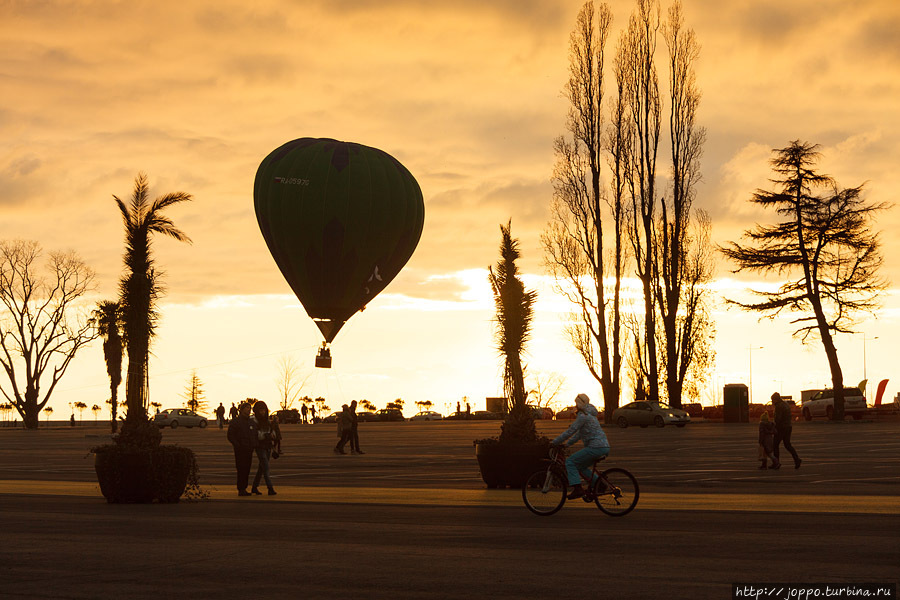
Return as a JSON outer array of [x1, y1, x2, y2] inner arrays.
[[348, 400, 365, 454], [334, 404, 353, 454], [251, 401, 281, 496], [757, 412, 779, 469], [771, 392, 801, 469], [229, 402, 238, 421], [227, 402, 257, 496], [215, 402, 226, 429], [301, 403, 309, 424]]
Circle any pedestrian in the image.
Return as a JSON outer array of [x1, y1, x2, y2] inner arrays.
[[771, 392, 801, 469], [229, 402, 238, 421], [456, 401, 461, 414], [465, 402, 471, 420], [310, 405, 317, 423], [215, 402, 226, 429], [349, 400, 365, 455], [757, 412, 778, 470], [70, 414, 75, 427], [334, 404, 353, 454], [301, 403, 309, 424], [227, 402, 257, 496], [251, 401, 281, 496]]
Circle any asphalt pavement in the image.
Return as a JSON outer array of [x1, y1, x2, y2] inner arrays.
[[1, 420, 898, 599]]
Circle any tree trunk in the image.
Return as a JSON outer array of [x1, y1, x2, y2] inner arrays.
[[22, 387, 40, 430]]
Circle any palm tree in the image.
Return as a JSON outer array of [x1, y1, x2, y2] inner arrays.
[[116, 173, 192, 426], [91, 300, 123, 433], [488, 221, 538, 443]]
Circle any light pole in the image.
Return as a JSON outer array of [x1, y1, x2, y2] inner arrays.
[[749, 345, 764, 404], [863, 334, 878, 382]]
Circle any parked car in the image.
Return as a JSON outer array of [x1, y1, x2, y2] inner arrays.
[[275, 409, 301, 424], [444, 411, 468, 420], [153, 408, 207, 429], [410, 410, 443, 421], [611, 401, 690, 428], [555, 406, 578, 420], [322, 412, 341, 423], [802, 388, 867, 420], [470, 410, 502, 420], [376, 408, 405, 422], [529, 405, 554, 420], [356, 411, 379, 422]]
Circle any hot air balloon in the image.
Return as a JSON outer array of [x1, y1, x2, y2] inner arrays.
[[254, 138, 425, 368]]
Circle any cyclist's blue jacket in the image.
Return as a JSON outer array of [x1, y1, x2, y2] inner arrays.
[[552, 404, 609, 449]]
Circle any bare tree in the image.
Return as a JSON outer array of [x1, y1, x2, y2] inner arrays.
[[621, 0, 663, 402], [527, 371, 567, 409], [656, 0, 709, 408], [275, 355, 309, 410], [543, 1, 626, 423], [720, 141, 888, 420], [0, 240, 98, 429]]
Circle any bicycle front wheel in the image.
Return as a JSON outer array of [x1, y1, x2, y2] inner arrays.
[[594, 467, 639, 516], [522, 468, 567, 516]]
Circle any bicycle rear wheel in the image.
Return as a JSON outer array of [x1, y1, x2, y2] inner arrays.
[[594, 467, 639, 516], [522, 468, 567, 516]]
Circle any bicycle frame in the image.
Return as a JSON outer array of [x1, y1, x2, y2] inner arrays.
[[546, 446, 611, 501]]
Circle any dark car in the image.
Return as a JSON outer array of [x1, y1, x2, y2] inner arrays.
[[376, 408, 405, 422], [470, 410, 502, 420], [356, 411, 379, 422], [555, 406, 578, 420], [275, 409, 301, 424], [322, 411, 340, 423], [444, 411, 468, 420]]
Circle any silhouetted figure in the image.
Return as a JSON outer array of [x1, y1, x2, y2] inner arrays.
[[465, 402, 471, 420], [334, 404, 353, 454], [771, 392, 801, 469], [456, 401, 461, 414], [251, 401, 281, 496], [635, 378, 647, 402], [310, 406, 317, 423], [70, 414, 75, 427], [227, 402, 256, 496], [301, 403, 309, 424], [551, 394, 610, 499], [758, 412, 778, 469], [349, 400, 364, 454], [229, 402, 238, 421], [215, 403, 226, 429]]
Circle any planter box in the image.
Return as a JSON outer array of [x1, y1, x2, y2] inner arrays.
[[474, 441, 549, 489], [94, 446, 192, 504]]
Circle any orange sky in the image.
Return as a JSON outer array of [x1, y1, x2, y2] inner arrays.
[[2, 0, 900, 419]]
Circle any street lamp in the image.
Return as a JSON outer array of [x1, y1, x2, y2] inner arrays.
[[863, 334, 878, 382], [749, 345, 764, 404]]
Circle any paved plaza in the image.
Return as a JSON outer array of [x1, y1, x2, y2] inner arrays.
[[1, 420, 898, 598]]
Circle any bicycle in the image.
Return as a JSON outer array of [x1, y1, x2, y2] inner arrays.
[[522, 445, 639, 517]]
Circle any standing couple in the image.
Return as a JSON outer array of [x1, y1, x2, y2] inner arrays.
[[334, 400, 364, 455], [227, 400, 282, 496]]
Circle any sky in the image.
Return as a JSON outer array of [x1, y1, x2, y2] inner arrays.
[[2, 0, 900, 420]]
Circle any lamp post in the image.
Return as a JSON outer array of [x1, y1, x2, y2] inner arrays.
[[863, 334, 878, 382], [749, 345, 764, 404]]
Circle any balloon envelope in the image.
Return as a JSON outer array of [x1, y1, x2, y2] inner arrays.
[[254, 138, 425, 343]]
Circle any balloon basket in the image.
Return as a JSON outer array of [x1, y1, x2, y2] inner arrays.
[[315, 347, 332, 369]]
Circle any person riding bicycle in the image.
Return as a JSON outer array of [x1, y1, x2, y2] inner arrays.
[[551, 393, 610, 499]]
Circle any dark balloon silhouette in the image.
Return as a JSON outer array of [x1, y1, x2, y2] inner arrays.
[[254, 138, 425, 366]]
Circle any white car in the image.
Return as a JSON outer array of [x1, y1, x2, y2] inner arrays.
[[409, 410, 443, 421], [153, 408, 208, 429], [801, 388, 867, 420]]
